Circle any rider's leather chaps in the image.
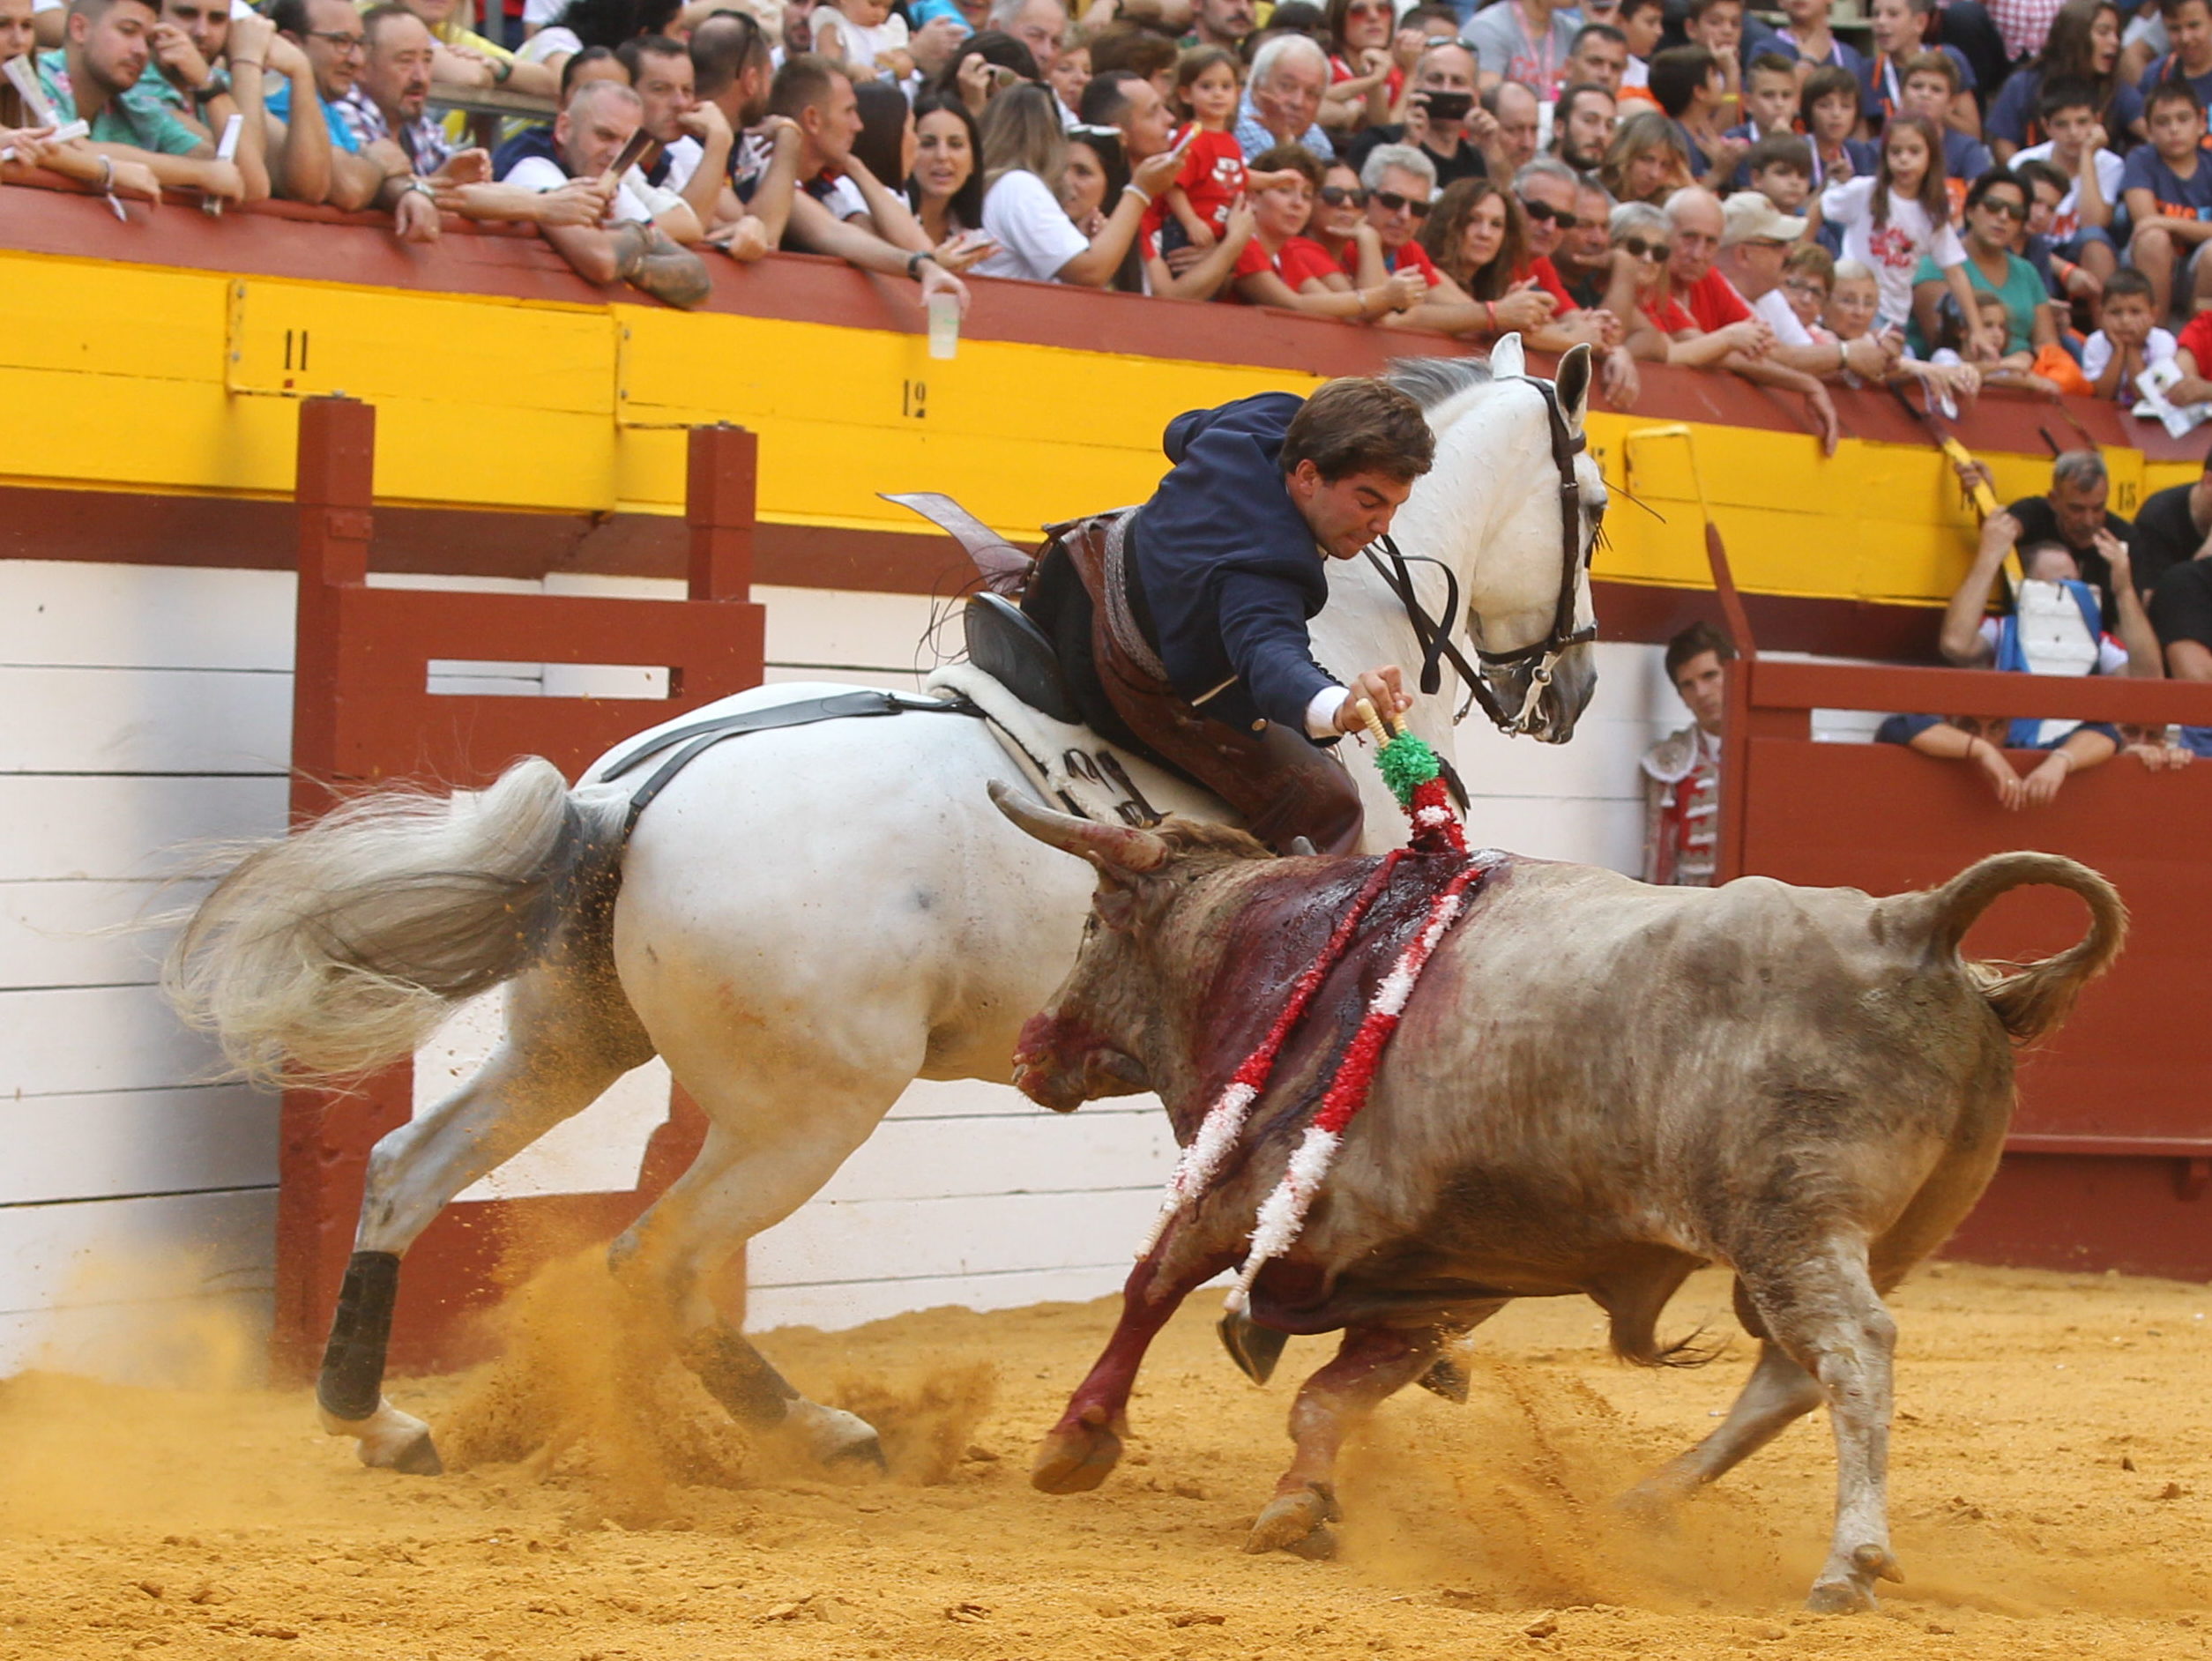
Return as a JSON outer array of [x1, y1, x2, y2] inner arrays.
[[1025, 518, 1364, 858]]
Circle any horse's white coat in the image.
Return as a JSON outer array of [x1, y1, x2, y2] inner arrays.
[[330, 359, 1607, 1440]]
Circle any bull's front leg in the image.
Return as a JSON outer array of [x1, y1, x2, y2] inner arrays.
[[1032, 1245, 1237, 1494], [1246, 1322, 1452, 1558]]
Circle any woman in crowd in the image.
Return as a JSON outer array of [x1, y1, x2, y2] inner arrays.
[[1829, 256, 1985, 399], [1987, 0, 2142, 160], [1060, 123, 1147, 291], [1225, 143, 1425, 317], [908, 93, 994, 265], [1301, 159, 1388, 289], [1909, 168, 2055, 361], [1321, 0, 1409, 132], [1417, 178, 1557, 339], [1610, 199, 1771, 365], [1779, 242, 1840, 342], [1601, 110, 1693, 206], [972, 82, 1180, 285]]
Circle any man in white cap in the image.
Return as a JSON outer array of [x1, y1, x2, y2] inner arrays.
[[1715, 188, 1898, 381]]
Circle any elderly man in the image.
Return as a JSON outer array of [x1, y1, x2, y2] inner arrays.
[[1712, 190, 1897, 383], [1463, 0, 1576, 95], [338, 3, 496, 239], [989, 0, 1065, 76], [34, 0, 247, 200], [1343, 38, 1484, 190], [1478, 78, 1539, 176], [1235, 32, 1332, 160], [1552, 78, 1614, 168], [1516, 157, 1640, 405], [1190, 0, 1253, 51], [454, 79, 712, 305]]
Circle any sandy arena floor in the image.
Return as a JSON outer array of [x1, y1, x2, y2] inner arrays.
[[0, 1258, 2205, 1661]]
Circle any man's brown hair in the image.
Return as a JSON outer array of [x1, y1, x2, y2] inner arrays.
[[1281, 378, 1435, 484], [1665, 620, 1736, 684], [770, 51, 847, 121]]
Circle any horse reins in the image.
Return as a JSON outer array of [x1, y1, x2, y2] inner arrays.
[[1359, 374, 1598, 737]]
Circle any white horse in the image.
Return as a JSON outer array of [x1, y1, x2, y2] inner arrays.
[[166, 346, 1608, 1476]]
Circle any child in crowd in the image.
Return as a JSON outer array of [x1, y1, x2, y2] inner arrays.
[[1896, 51, 1992, 220], [1650, 45, 1744, 188], [1747, 133, 1814, 215], [2119, 78, 2212, 318], [1684, 0, 1746, 117], [1819, 113, 1979, 330], [1799, 64, 1877, 197], [2140, 0, 2212, 113], [1770, 0, 1866, 81], [1780, 242, 1839, 339], [2015, 79, 2121, 282], [1730, 54, 1800, 149], [2083, 268, 2179, 396], [808, 0, 911, 81], [1616, 0, 1664, 93], [1159, 46, 1247, 252], [1861, 0, 1976, 129]]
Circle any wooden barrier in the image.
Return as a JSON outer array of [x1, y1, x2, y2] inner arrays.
[[271, 398, 767, 1381], [1718, 657, 2212, 1280]]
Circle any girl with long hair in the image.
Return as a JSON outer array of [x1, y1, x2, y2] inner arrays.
[[1227, 142, 1425, 317], [971, 82, 1180, 285], [1320, 0, 1411, 130], [1988, 0, 2142, 158], [1816, 113, 1978, 330], [1600, 109, 1693, 205]]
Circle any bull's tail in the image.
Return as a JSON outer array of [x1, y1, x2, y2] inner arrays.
[[1904, 852, 2127, 1043], [162, 758, 622, 1087]]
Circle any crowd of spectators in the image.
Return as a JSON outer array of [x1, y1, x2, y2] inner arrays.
[[4, 0, 2212, 416]]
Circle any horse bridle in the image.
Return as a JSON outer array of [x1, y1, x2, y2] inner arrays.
[[1359, 374, 1598, 736]]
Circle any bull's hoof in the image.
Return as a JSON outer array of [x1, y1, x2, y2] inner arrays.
[[390, 1432, 444, 1477], [1244, 1483, 1339, 1555], [1031, 1407, 1123, 1494], [1611, 1480, 1683, 1533]]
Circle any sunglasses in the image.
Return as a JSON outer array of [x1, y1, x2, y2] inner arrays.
[[1319, 183, 1368, 206], [1518, 197, 1583, 230], [1978, 196, 2028, 220], [1372, 189, 1431, 218], [1619, 235, 1671, 261]]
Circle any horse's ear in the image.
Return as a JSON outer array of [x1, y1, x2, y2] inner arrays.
[[1555, 343, 1593, 436], [1488, 333, 1526, 380]]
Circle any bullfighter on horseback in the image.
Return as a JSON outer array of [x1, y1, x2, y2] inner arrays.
[[1019, 376, 1439, 855]]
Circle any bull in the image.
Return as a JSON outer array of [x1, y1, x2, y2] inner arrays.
[[987, 782, 2124, 1613]]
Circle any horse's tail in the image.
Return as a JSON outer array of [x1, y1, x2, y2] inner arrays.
[[163, 758, 620, 1086], [1899, 851, 2128, 1043]]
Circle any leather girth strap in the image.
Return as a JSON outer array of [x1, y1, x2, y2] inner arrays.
[[601, 691, 984, 837], [1054, 514, 1364, 857]]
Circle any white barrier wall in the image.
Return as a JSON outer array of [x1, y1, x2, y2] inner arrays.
[[0, 558, 1694, 1374]]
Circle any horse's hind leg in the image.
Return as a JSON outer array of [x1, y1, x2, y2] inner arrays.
[[601, 1069, 920, 1471], [318, 960, 654, 1472], [1248, 1306, 1504, 1559]]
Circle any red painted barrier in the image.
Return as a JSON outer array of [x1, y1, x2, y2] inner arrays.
[[272, 398, 767, 1380], [1718, 656, 2212, 1281]]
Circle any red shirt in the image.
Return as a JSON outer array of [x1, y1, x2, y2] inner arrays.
[[1642, 291, 1698, 333], [1680, 266, 1752, 333], [1521, 255, 1575, 309], [2178, 309, 2212, 369], [1346, 236, 1442, 286], [1152, 125, 1246, 236], [1227, 234, 1340, 301]]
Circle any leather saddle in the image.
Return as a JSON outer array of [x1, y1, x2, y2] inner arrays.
[[883, 491, 1079, 725]]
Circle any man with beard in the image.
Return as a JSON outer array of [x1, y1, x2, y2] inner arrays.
[[34, 0, 245, 199], [339, 4, 493, 239], [1552, 79, 1614, 168], [689, 10, 791, 257]]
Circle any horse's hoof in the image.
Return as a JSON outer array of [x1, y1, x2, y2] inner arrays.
[[390, 1432, 443, 1477], [1805, 1577, 1878, 1614], [1244, 1485, 1337, 1555], [786, 1403, 886, 1476], [1031, 1408, 1123, 1494]]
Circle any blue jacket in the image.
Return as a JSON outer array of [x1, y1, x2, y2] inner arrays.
[[1129, 391, 1338, 740]]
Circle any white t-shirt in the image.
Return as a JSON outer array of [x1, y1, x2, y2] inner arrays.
[[663, 134, 705, 193], [1821, 176, 1965, 329], [523, 0, 567, 26], [975, 168, 1089, 282], [807, 5, 911, 74], [505, 153, 685, 226], [1753, 285, 1814, 346], [517, 23, 578, 63], [2082, 325, 2178, 381], [2015, 139, 2124, 242]]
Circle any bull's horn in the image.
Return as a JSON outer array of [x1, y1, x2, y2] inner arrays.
[[987, 779, 1169, 872]]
